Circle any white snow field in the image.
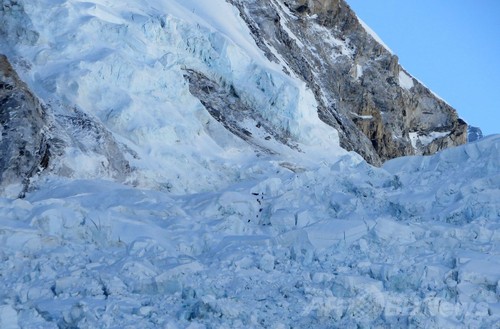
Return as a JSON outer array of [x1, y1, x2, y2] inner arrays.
[[0, 0, 499, 328]]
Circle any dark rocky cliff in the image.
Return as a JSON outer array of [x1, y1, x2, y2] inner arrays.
[[227, 0, 467, 165], [0, 54, 53, 196]]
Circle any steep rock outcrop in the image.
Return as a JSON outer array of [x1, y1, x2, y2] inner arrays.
[[228, 0, 467, 165], [0, 54, 52, 196]]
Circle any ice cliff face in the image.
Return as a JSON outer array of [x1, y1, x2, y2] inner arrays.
[[1, 0, 348, 193]]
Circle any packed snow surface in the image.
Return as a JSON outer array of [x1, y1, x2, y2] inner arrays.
[[1, 0, 499, 328]]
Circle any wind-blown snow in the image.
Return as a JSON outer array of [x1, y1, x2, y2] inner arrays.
[[1, 0, 499, 328]]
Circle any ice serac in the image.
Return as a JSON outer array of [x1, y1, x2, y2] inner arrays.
[[228, 0, 467, 165]]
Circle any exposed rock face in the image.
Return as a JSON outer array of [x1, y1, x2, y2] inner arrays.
[[0, 54, 53, 196], [227, 0, 467, 165]]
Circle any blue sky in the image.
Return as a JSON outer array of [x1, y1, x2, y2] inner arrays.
[[345, 0, 500, 135]]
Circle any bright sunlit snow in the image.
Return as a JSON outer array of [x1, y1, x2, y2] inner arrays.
[[399, 70, 414, 90]]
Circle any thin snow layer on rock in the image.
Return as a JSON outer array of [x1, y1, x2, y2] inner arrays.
[[399, 70, 414, 90], [5, 0, 342, 193], [355, 63, 363, 79], [409, 131, 451, 150], [1, 135, 499, 328]]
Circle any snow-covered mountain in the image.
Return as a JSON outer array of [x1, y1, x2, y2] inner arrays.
[[468, 126, 484, 143], [0, 0, 498, 328], [0, 0, 468, 196]]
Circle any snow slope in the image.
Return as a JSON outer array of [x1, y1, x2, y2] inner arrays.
[[0, 0, 499, 328]]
